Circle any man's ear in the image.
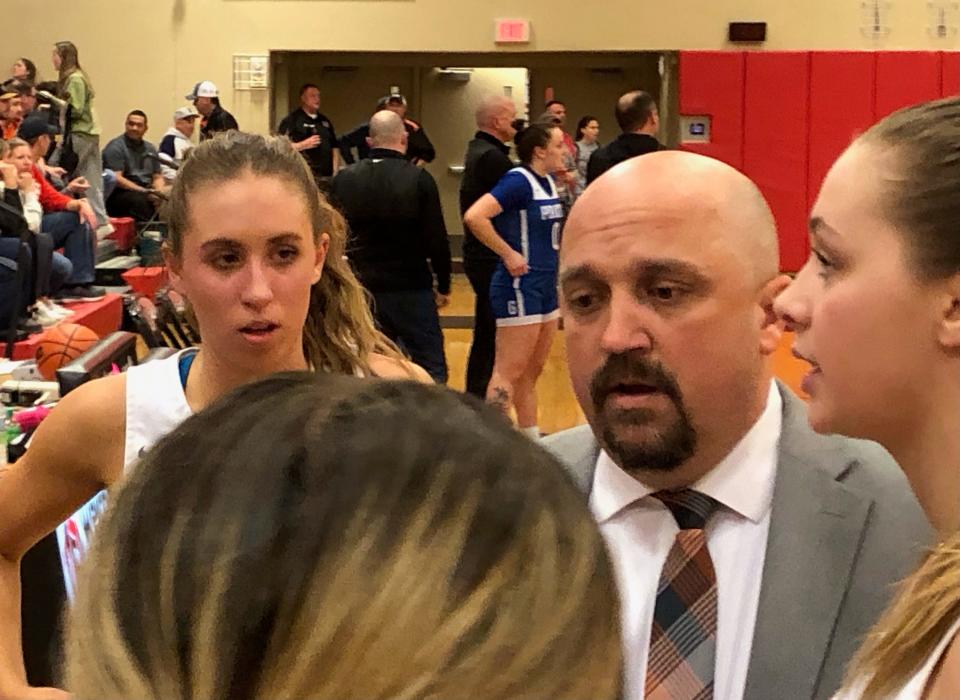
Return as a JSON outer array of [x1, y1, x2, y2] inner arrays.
[[759, 274, 792, 355]]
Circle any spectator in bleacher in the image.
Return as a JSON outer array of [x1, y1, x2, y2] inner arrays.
[[10, 80, 36, 117], [10, 58, 37, 83], [10, 121, 104, 302], [2, 79, 35, 122], [277, 83, 341, 187], [3, 137, 75, 325], [185, 80, 238, 140], [53, 41, 110, 235], [0, 85, 23, 140], [158, 106, 199, 185], [1, 140, 45, 336], [102, 110, 167, 222]]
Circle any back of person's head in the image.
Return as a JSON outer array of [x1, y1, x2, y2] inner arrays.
[[516, 122, 558, 165], [368, 109, 406, 148], [66, 374, 622, 700], [35, 80, 58, 96], [164, 131, 399, 375], [615, 90, 657, 133], [838, 96, 960, 699], [3, 78, 31, 97]]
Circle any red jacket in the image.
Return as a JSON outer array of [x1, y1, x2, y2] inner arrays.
[[32, 163, 72, 213]]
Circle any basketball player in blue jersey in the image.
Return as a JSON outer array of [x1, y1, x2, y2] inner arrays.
[[465, 123, 567, 437]]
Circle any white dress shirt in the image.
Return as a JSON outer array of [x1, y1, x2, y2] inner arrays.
[[591, 382, 782, 700]]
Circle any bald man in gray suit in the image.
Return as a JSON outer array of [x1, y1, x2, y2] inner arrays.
[[544, 152, 930, 700]]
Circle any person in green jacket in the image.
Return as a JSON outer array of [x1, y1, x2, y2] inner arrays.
[[53, 41, 109, 235]]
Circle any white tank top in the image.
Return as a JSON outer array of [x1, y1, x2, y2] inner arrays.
[[56, 349, 195, 602], [123, 348, 195, 469], [834, 615, 960, 699]]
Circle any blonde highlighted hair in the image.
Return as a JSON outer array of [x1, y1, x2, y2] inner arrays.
[[164, 131, 403, 375], [66, 374, 622, 699]]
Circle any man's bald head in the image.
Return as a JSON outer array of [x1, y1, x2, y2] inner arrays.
[[475, 94, 518, 144], [369, 110, 407, 150], [567, 151, 780, 284], [476, 94, 515, 129], [560, 150, 790, 492]]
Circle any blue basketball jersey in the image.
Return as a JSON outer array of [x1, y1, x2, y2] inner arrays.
[[489, 167, 564, 272]]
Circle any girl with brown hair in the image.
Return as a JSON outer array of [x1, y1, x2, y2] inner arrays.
[[776, 96, 960, 698], [0, 132, 421, 700]]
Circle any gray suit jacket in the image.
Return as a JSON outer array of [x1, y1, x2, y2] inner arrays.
[[543, 382, 931, 700]]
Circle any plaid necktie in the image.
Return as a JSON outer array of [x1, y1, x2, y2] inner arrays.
[[645, 489, 720, 700]]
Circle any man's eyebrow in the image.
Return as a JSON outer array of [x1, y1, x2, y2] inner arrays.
[[559, 264, 600, 286]]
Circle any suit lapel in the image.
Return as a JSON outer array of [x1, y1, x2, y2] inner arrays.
[[545, 424, 601, 497], [743, 385, 875, 700]]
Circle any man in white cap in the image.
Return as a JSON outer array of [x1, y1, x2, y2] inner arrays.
[[185, 80, 238, 141], [158, 106, 200, 184]]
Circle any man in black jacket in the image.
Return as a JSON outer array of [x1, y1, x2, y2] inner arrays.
[[340, 95, 436, 166], [586, 90, 663, 186], [458, 94, 517, 398], [330, 110, 451, 383], [185, 81, 239, 141], [277, 83, 341, 185]]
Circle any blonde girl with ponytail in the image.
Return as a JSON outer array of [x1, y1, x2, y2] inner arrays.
[[776, 97, 960, 699]]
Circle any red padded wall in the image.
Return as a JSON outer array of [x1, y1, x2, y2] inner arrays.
[[942, 52, 960, 95], [808, 53, 876, 215], [679, 50, 949, 272], [742, 52, 811, 272], [678, 51, 745, 169], [875, 52, 942, 119]]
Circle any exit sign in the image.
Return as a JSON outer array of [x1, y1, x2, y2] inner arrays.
[[495, 19, 530, 43]]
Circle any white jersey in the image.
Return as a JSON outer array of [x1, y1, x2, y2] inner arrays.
[[123, 348, 194, 468], [834, 615, 960, 700], [57, 349, 194, 601]]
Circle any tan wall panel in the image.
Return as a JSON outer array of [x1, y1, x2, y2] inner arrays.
[[419, 67, 529, 235], [6, 1, 956, 141]]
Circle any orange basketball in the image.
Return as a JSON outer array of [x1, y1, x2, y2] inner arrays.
[[35, 323, 101, 380]]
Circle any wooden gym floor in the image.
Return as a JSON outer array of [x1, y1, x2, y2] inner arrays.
[[439, 276, 810, 435]]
